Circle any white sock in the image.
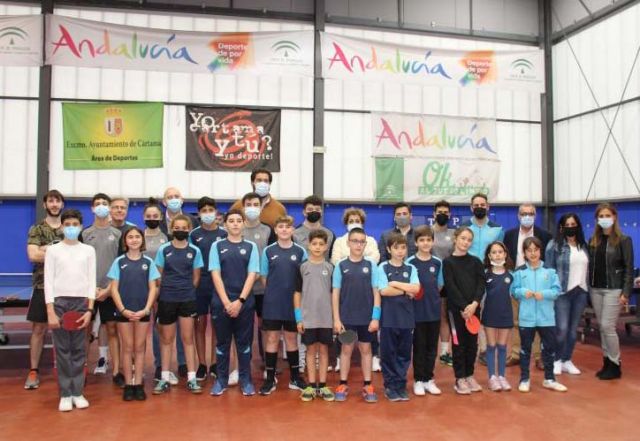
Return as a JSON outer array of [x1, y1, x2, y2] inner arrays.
[[440, 342, 450, 355], [187, 371, 196, 381], [99, 346, 108, 360], [161, 371, 171, 381]]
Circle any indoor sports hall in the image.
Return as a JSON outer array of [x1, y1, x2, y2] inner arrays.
[[1, 1, 639, 441]]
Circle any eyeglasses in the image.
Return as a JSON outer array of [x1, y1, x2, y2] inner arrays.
[[349, 239, 366, 245]]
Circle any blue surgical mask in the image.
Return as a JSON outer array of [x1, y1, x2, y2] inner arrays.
[[63, 226, 81, 240], [255, 182, 270, 198], [597, 218, 614, 230], [245, 206, 261, 221], [94, 204, 109, 219], [201, 212, 216, 225], [520, 215, 535, 228], [167, 198, 182, 213]]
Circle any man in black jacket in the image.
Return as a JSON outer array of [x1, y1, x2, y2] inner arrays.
[[503, 203, 552, 368]]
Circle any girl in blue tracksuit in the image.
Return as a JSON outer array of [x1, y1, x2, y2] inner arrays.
[[510, 236, 565, 393]]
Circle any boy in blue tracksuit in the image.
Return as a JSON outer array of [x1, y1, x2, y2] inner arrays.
[[378, 233, 420, 402], [511, 236, 565, 393]]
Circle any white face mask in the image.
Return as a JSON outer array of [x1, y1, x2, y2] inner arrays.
[[255, 182, 270, 198], [490, 260, 506, 267], [347, 223, 363, 232]]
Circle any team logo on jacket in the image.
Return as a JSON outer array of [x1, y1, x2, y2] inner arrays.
[[487, 278, 493, 283], [429, 267, 435, 273], [187, 252, 193, 259], [240, 248, 247, 255], [142, 264, 149, 270], [254, 233, 260, 240], [363, 267, 369, 274], [120, 264, 128, 270], [403, 272, 409, 278], [291, 255, 297, 261], [108, 235, 115, 241], [322, 270, 329, 276], [505, 277, 511, 284]]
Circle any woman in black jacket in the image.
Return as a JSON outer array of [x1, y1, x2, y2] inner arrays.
[[588, 203, 634, 380]]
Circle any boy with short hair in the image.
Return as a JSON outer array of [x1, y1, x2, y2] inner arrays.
[[406, 225, 444, 396], [45, 209, 96, 411], [378, 233, 420, 401], [294, 229, 335, 402], [332, 227, 381, 403], [190, 197, 228, 380], [82, 193, 123, 386], [259, 215, 308, 395]]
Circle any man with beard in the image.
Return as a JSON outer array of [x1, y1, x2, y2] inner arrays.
[[25, 190, 65, 389]]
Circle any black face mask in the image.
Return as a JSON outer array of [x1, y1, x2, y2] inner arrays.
[[563, 226, 579, 238], [473, 207, 487, 219], [306, 211, 322, 223], [145, 219, 160, 229], [172, 230, 189, 241], [435, 213, 449, 226]]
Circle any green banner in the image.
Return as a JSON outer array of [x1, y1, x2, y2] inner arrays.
[[63, 102, 164, 170], [375, 157, 404, 201]]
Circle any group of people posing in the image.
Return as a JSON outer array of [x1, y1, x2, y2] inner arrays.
[[25, 168, 635, 411]]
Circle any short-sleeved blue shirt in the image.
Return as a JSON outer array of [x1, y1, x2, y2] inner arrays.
[[406, 255, 444, 323], [107, 254, 160, 312], [189, 226, 227, 296], [155, 243, 203, 302], [332, 257, 379, 326], [209, 239, 259, 302], [261, 242, 307, 321], [377, 261, 419, 329]]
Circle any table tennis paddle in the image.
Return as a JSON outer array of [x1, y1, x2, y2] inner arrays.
[[465, 315, 481, 335], [62, 311, 84, 331], [337, 329, 357, 345], [415, 285, 424, 300]]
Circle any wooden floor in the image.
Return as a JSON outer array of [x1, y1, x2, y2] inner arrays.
[[1, 324, 639, 441]]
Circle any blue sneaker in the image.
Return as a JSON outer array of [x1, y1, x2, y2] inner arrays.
[[241, 381, 256, 396], [210, 380, 227, 396], [398, 389, 410, 401], [385, 388, 401, 402], [335, 384, 349, 402], [362, 385, 378, 403]]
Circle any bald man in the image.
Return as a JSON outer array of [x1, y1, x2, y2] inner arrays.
[[159, 187, 200, 239]]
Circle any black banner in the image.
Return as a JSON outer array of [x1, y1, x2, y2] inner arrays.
[[186, 106, 281, 172]]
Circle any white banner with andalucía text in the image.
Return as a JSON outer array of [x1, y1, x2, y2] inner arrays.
[[321, 32, 544, 92], [46, 15, 314, 76], [372, 112, 501, 203], [0, 15, 42, 67]]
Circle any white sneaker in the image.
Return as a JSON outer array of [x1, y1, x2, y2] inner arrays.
[[372, 356, 381, 373], [562, 360, 581, 375], [228, 369, 239, 386], [518, 380, 530, 393], [413, 381, 425, 396], [167, 371, 179, 386], [542, 379, 568, 392], [553, 360, 562, 376], [424, 380, 442, 395], [334, 357, 340, 373], [93, 357, 108, 375], [58, 397, 73, 412], [71, 395, 89, 409]]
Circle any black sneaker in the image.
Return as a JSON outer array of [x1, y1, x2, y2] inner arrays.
[[113, 372, 126, 388], [134, 384, 147, 401], [259, 380, 276, 396], [196, 364, 207, 381], [178, 364, 188, 378], [209, 364, 218, 378], [123, 385, 135, 401], [288, 376, 307, 391], [154, 366, 161, 381]]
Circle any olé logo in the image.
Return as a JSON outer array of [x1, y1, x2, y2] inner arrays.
[[510, 58, 536, 80], [104, 107, 124, 137]]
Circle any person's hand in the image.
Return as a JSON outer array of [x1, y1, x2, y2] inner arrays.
[[132, 309, 148, 320], [619, 295, 629, 306], [534, 292, 544, 301], [227, 300, 242, 318], [463, 302, 478, 318], [297, 322, 304, 334], [405, 290, 415, 299], [77, 311, 92, 329], [634, 277, 640, 288], [333, 320, 344, 334], [47, 313, 61, 330], [95, 288, 109, 301], [368, 319, 379, 333], [525, 291, 534, 299]]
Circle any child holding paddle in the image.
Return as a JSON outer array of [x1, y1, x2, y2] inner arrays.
[[44, 209, 96, 412], [511, 237, 566, 393], [294, 229, 335, 402], [442, 227, 485, 395], [378, 233, 420, 401], [481, 241, 514, 392], [332, 227, 381, 403], [108, 226, 160, 401]]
